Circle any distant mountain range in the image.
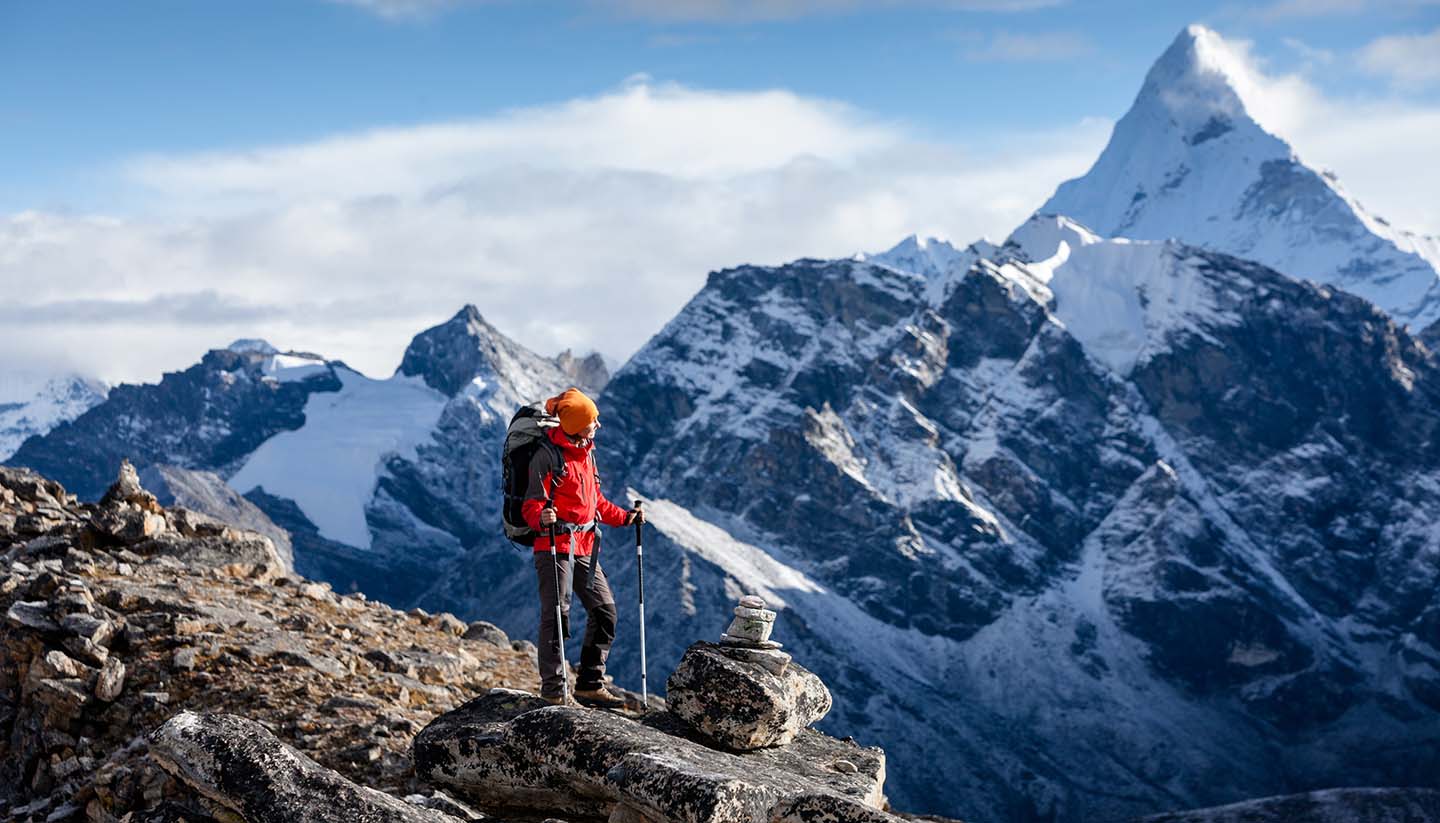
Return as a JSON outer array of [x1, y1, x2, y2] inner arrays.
[[6, 24, 1439, 823], [0, 374, 107, 462]]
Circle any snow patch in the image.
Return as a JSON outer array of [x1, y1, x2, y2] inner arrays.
[[228, 367, 448, 549]]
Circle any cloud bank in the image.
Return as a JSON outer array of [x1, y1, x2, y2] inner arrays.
[[1, 80, 1108, 386], [4, 30, 1438, 390]]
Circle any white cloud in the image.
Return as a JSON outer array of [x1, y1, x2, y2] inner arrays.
[[1358, 27, 1440, 88], [1, 81, 1108, 387]]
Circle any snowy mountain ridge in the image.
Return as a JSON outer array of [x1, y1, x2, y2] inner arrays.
[[0, 373, 109, 461], [1042, 24, 1440, 332]]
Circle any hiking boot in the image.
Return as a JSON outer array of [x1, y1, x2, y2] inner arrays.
[[542, 692, 578, 707], [574, 685, 627, 709]]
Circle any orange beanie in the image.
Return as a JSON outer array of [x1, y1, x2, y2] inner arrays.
[[545, 387, 599, 435]]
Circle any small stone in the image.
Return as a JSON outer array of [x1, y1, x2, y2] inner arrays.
[[95, 659, 126, 702], [738, 595, 766, 610], [43, 649, 85, 679], [7, 600, 60, 632], [62, 635, 109, 667], [833, 759, 858, 774], [174, 618, 209, 636], [463, 621, 511, 647], [173, 647, 198, 671], [435, 613, 467, 637], [298, 583, 331, 601], [60, 613, 117, 647], [140, 691, 171, 709]]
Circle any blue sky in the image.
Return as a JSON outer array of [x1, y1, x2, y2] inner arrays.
[[6, 0, 1436, 212], [2, 0, 1439, 388]]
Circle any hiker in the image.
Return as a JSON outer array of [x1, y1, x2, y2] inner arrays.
[[520, 387, 644, 707]]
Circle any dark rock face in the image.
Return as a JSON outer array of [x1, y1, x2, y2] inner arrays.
[[5, 348, 341, 501], [554, 348, 611, 395], [666, 642, 831, 750], [413, 689, 890, 823], [399, 305, 544, 398], [1136, 787, 1440, 822], [150, 711, 453, 823]]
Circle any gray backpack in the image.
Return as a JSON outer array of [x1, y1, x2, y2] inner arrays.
[[501, 402, 566, 546]]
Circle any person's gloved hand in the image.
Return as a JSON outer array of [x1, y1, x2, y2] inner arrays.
[[540, 506, 557, 527], [626, 508, 646, 526]]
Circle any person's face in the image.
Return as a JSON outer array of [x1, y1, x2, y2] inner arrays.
[[572, 419, 600, 443]]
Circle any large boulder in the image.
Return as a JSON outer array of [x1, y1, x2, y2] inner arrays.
[[667, 641, 832, 750], [151, 710, 454, 823], [414, 688, 889, 823]]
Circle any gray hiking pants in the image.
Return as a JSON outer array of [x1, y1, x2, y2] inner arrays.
[[534, 552, 617, 698]]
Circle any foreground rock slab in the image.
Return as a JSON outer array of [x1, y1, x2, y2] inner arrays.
[[667, 641, 832, 750], [151, 710, 454, 823], [414, 688, 890, 823]]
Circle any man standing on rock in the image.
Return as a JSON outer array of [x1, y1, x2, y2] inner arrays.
[[522, 387, 644, 708]]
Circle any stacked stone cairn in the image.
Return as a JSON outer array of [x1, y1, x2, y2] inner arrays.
[[667, 594, 833, 750]]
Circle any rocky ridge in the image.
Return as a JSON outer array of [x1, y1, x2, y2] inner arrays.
[[2, 463, 928, 823], [0, 463, 538, 822]]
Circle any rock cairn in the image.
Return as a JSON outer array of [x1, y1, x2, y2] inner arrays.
[[669, 595, 832, 750]]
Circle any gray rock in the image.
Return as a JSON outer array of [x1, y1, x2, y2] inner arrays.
[[133, 532, 286, 581], [89, 504, 167, 545], [139, 463, 296, 572], [666, 642, 832, 750], [413, 689, 886, 823], [60, 612, 117, 647], [6, 600, 59, 633], [95, 658, 126, 702], [404, 791, 486, 821], [150, 710, 454, 823], [462, 621, 510, 647]]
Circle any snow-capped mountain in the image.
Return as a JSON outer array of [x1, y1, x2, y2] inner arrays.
[[1042, 25, 1440, 333], [6, 341, 345, 500], [574, 215, 1440, 820], [7, 23, 1440, 823], [0, 374, 108, 461]]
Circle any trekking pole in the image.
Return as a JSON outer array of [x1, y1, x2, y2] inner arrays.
[[634, 499, 648, 710], [547, 501, 569, 704]]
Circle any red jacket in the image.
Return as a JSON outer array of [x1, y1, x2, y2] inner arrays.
[[522, 427, 630, 556]]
